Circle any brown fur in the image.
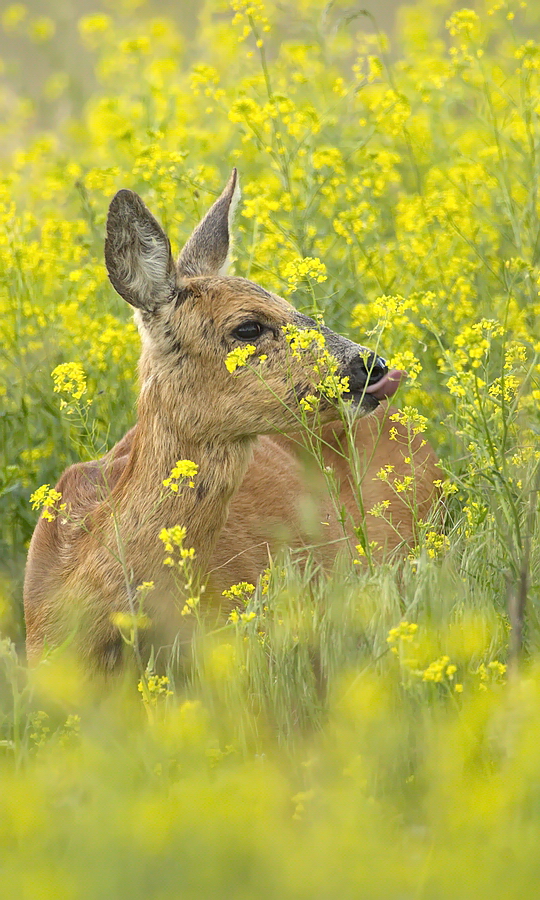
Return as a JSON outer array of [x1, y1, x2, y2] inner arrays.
[[23, 170, 439, 669]]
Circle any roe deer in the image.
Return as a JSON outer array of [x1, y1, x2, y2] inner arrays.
[[24, 170, 439, 669]]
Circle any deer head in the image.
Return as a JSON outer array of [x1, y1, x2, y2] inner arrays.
[[104, 170, 405, 442]]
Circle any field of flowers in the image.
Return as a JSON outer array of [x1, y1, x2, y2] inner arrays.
[[1, 0, 540, 895]]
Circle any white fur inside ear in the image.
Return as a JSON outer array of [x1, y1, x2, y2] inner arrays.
[[218, 174, 241, 276], [138, 221, 172, 280], [126, 221, 173, 304]]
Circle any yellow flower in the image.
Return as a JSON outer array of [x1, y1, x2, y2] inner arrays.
[[387, 350, 422, 382], [222, 582, 256, 604], [163, 459, 199, 491], [424, 531, 450, 559], [159, 525, 187, 553], [299, 394, 319, 412], [282, 257, 327, 294], [283, 324, 326, 357], [446, 9, 481, 39], [387, 622, 418, 644], [112, 611, 151, 631], [225, 344, 257, 372], [28, 16, 55, 41], [159, 525, 195, 571], [78, 13, 112, 37], [181, 597, 200, 616], [136, 581, 155, 593], [389, 407, 428, 436], [231, 0, 271, 41], [422, 655, 452, 683], [1, 3, 27, 31], [368, 500, 391, 518], [138, 674, 173, 704], [29, 484, 64, 522], [51, 362, 87, 401]]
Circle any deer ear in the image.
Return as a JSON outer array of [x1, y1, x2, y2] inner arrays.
[[105, 190, 177, 311], [178, 169, 240, 277]]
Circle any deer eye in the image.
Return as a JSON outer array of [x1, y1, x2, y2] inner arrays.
[[232, 321, 265, 341]]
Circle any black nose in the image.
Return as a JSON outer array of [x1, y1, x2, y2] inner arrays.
[[360, 353, 388, 386]]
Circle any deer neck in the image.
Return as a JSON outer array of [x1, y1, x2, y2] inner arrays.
[[115, 394, 255, 571]]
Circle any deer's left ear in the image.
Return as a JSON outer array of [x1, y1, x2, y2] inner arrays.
[[177, 169, 240, 277], [105, 190, 177, 312]]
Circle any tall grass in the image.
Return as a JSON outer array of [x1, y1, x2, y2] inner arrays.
[[1, 0, 540, 894]]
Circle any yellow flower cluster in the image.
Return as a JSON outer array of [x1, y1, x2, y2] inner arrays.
[[159, 525, 195, 568], [111, 610, 151, 631], [231, 0, 271, 42], [282, 324, 353, 408], [282, 325, 326, 358], [158, 525, 198, 617], [367, 500, 391, 519], [163, 459, 199, 492], [423, 531, 450, 559], [51, 362, 87, 401], [225, 344, 257, 372], [282, 257, 328, 294], [228, 609, 257, 624], [387, 621, 418, 651], [422, 655, 457, 683], [446, 9, 481, 39], [223, 582, 257, 623], [137, 674, 173, 706], [222, 582, 256, 604], [1, 3, 26, 31], [78, 13, 112, 43], [375, 465, 395, 483], [476, 660, 507, 691], [389, 407, 428, 437], [29, 484, 64, 522]]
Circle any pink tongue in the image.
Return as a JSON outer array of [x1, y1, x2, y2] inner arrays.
[[364, 369, 407, 400]]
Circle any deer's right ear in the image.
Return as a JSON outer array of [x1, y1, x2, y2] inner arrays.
[[105, 190, 177, 312]]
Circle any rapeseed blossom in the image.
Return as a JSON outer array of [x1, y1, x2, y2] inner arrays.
[[51, 362, 87, 400], [163, 459, 199, 492], [159, 525, 195, 567], [282, 257, 327, 294], [137, 674, 173, 705], [29, 484, 64, 522], [222, 582, 256, 604], [225, 344, 257, 372]]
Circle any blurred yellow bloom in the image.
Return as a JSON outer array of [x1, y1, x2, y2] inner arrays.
[[1, 3, 27, 31], [28, 16, 55, 42]]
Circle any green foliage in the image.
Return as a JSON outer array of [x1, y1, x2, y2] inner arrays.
[[1, 0, 540, 894]]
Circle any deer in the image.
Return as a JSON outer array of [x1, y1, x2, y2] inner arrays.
[[23, 170, 439, 670]]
